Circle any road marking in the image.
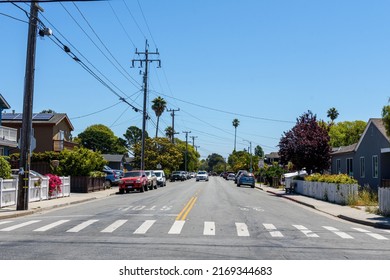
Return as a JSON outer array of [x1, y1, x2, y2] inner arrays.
[[101, 220, 128, 233], [133, 220, 156, 234], [0, 220, 41, 232], [168, 220, 186, 234], [204, 221, 215, 235], [66, 220, 99, 233], [0, 221, 13, 226], [323, 226, 354, 239], [293, 225, 319, 238], [34, 220, 70, 232], [176, 197, 197, 221], [352, 228, 388, 240], [235, 222, 250, 237], [263, 223, 283, 237]]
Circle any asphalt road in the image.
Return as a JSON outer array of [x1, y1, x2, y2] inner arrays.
[[1, 176, 390, 260]]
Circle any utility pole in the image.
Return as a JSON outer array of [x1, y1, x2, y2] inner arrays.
[[190, 135, 198, 148], [167, 108, 179, 143], [17, 2, 42, 211], [132, 40, 161, 170], [244, 140, 253, 173], [183, 131, 191, 172]]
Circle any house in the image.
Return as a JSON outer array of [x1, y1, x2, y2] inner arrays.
[[0, 94, 18, 156], [264, 152, 280, 165], [330, 118, 390, 190], [1, 112, 78, 153], [102, 154, 125, 170]]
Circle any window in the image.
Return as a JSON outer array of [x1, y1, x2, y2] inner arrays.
[[347, 158, 353, 176], [336, 159, 341, 174], [360, 157, 365, 178], [372, 155, 378, 178]]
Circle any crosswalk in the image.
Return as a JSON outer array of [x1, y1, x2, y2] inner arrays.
[[0, 218, 389, 241]]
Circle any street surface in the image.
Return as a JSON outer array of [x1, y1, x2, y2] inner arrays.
[[1, 176, 390, 259]]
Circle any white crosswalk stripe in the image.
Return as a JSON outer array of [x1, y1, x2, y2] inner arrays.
[[293, 225, 319, 238], [1, 218, 389, 241], [323, 226, 354, 239], [66, 220, 99, 233], [134, 220, 156, 234], [34, 220, 70, 232], [352, 228, 388, 240], [235, 222, 250, 237], [0, 220, 41, 232], [168, 220, 185, 235], [204, 221, 216, 236], [263, 223, 283, 237], [101, 220, 128, 233]]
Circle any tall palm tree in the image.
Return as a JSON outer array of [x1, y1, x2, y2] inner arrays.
[[327, 107, 339, 125], [165, 126, 174, 142], [232, 118, 240, 151], [151, 96, 167, 138]]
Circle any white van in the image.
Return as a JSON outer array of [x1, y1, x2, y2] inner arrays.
[[153, 170, 167, 187]]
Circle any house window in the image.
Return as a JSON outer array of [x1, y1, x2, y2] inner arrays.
[[347, 158, 353, 176], [360, 157, 365, 178], [372, 155, 378, 178], [0, 147, 4, 156], [336, 159, 341, 174]]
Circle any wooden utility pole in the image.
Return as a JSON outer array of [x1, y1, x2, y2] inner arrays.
[[132, 40, 160, 170], [167, 108, 179, 143], [183, 131, 191, 172]]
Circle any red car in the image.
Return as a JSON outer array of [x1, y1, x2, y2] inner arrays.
[[119, 170, 149, 194]]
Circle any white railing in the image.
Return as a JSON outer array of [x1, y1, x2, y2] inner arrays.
[[0, 176, 71, 208], [379, 187, 390, 216], [0, 126, 17, 142], [0, 178, 18, 207]]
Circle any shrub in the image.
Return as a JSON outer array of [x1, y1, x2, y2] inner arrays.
[[304, 173, 357, 184], [46, 173, 62, 196], [0, 156, 12, 179]]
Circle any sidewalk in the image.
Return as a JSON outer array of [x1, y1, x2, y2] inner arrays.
[[0, 187, 119, 220], [257, 184, 390, 229], [1, 184, 390, 229]]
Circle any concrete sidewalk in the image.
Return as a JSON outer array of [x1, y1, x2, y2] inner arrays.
[[257, 184, 390, 229], [1, 184, 390, 229], [0, 187, 119, 220]]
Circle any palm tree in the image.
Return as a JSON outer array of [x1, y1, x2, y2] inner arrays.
[[232, 118, 240, 151], [327, 107, 339, 125], [151, 96, 167, 138], [165, 126, 174, 142]]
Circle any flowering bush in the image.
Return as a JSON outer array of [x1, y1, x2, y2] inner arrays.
[[45, 174, 62, 196]]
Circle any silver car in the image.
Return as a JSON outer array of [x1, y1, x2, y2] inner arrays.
[[196, 171, 209, 182]]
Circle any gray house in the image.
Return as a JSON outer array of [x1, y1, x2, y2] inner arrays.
[[331, 118, 390, 190]]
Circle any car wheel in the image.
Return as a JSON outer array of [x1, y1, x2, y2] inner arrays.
[[237, 183, 240, 187], [154, 183, 157, 189], [119, 189, 124, 194], [140, 186, 144, 193], [126, 189, 130, 193], [104, 180, 111, 188]]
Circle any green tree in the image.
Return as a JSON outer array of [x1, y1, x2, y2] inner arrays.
[[175, 139, 200, 171], [228, 150, 258, 172], [327, 107, 339, 125], [151, 96, 167, 138], [382, 101, 390, 136], [124, 126, 147, 150], [78, 124, 126, 154], [132, 137, 183, 173], [165, 126, 174, 142], [254, 145, 264, 158], [329, 120, 366, 147], [232, 118, 240, 151], [206, 153, 225, 172], [0, 156, 12, 179]]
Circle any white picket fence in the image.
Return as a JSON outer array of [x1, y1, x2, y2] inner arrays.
[[293, 180, 358, 205], [0, 176, 70, 208], [379, 187, 390, 216]]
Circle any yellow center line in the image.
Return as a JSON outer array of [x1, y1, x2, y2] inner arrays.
[[176, 196, 198, 221]]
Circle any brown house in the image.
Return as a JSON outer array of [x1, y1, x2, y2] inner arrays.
[[1, 112, 78, 153]]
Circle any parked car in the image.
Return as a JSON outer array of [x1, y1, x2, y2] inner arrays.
[[153, 170, 166, 187], [237, 172, 255, 188], [118, 170, 148, 194], [170, 171, 186, 182], [196, 170, 209, 182], [227, 172, 236, 180], [145, 170, 157, 190], [234, 170, 247, 183], [103, 169, 122, 188]]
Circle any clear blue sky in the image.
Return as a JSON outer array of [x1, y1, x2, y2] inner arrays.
[[1, 0, 390, 160]]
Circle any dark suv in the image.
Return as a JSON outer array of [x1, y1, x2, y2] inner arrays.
[[170, 171, 186, 182]]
